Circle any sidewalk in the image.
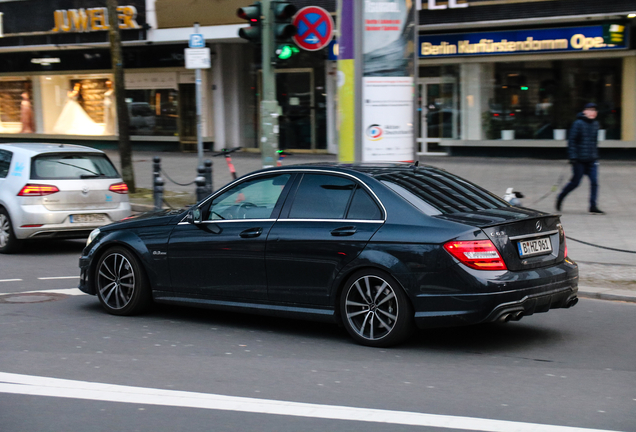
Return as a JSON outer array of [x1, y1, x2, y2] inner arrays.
[[104, 150, 636, 303]]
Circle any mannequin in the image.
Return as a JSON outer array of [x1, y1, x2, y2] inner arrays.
[[53, 83, 104, 135], [103, 80, 117, 135], [20, 92, 35, 133]]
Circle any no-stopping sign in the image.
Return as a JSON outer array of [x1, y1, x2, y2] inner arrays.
[[292, 6, 334, 52]]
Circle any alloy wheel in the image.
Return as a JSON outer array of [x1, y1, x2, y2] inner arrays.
[[344, 275, 399, 341], [97, 252, 136, 310], [0, 214, 9, 249]]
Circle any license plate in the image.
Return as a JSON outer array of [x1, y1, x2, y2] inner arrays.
[[70, 214, 106, 224], [517, 237, 552, 257]]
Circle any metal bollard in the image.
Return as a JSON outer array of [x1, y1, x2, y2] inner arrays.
[[195, 166, 207, 202], [153, 156, 161, 184], [204, 159, 213, 195], [153, 176, 164, 211]]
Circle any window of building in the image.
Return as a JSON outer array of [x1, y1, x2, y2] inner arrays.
[[125, 89, 179, 137], [485, 59, 622, 140], [0, 79, 34, 134]]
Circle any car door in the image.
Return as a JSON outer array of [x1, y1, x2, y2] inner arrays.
[[167, 173, 293, 300], [266, 172, 384, 306]]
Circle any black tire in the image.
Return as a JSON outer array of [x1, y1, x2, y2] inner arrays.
[[339, 269, 414, 347], [0, 208, 21, 254], [95, 246, 151, 315]]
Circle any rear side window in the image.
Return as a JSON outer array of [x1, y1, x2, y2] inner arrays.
[[346, 187, 382, 220], [289, 174, 355, 219], [0, 150, 12, 178], [30, 153, 119, 180], [377, 168, 509, 215]]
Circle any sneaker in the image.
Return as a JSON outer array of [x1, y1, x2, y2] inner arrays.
[[589, 207, 605, 215]]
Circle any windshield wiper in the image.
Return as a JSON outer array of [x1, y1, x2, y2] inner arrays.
[[80, 174, 107, 179], [52, 161, 101, 176]]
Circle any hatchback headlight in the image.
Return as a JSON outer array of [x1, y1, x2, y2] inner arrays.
[[86, 228, 100, 246]]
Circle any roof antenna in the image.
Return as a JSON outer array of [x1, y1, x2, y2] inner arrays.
[[412, 160, 419, 171]]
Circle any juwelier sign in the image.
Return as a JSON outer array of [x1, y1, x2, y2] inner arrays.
[[419, 25, 629, 58], [0, 0, 145, 36], [51, 6, 140, 33]]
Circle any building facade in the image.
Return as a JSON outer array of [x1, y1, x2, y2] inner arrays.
[[0, 0, 634, 157]]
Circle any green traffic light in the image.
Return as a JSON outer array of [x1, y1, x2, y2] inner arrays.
[[276, 44, 299, 60]]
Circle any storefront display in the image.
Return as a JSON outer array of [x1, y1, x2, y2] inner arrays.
[[0, 80, 33, 134], [53, 82, 104, 135]]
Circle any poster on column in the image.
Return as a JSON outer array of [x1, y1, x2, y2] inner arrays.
[[362, 0, 415, 162]]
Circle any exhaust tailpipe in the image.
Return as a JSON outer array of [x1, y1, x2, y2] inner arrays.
[[498, 313, 512, 323], [565, 297, 579, 308], [510, 311, 524, 321]]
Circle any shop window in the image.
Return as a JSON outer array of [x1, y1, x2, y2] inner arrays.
[[485, 59, 622, 140], [125, 89, 179, 136], [0, 80, 34, 134]]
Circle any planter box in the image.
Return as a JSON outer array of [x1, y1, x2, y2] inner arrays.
[[553, 129, 566, 140], [501, 130, 515, 140]]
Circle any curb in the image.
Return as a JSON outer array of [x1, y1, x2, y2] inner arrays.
[[578, 287, 636, 303]]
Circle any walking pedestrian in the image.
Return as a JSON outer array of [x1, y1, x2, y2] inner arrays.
[[556, 103, 604, 215]]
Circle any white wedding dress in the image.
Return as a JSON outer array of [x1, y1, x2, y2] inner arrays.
[[53, 94, 104, 135]]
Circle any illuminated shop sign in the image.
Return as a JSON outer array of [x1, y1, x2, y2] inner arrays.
[[52, 6, 140, 33], [419, 25, 628, 58]]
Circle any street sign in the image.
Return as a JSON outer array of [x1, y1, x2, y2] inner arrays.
[[185, 47, 211, 69], [292, 6, 334, 51], [189, 33, 205, 48]]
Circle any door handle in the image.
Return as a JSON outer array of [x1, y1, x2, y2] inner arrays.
[[240, 228, 263, 238], [331, 226, 357, 236]]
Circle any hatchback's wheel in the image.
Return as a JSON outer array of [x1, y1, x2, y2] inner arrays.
[[0, 208, 21, 254], [95, 247, 151, 315], [340, 270, 413, 347]]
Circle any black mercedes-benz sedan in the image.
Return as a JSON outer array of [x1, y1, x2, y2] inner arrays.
[[79, 163, 578, 347]]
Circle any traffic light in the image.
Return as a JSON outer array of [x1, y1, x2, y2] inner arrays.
[[275, 44, 300, 60], [272, 2, 297, 42], [272, 2, 298, 60], [237, 2, 262, 43]]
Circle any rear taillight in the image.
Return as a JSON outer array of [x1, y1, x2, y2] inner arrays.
[[18, 184, 60, 196], [109, 182, 129, 194], [443, 239, 507, 271]]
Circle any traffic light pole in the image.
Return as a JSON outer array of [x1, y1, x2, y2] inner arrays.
[[260, 0, 280, 168]]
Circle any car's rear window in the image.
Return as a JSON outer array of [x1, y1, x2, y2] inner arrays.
[[376, 168, 509, 215], [30, 153, 119, 180]]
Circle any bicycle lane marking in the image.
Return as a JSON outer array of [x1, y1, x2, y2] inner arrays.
[[0, 372, 621, 432]]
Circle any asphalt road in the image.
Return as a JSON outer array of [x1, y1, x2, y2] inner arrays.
[[1, 241, 635, 432]]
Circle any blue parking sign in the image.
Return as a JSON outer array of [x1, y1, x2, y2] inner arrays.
[[189, 33, 205, 48]]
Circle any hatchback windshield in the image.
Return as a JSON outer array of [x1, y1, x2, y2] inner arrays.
[[31, 153, 119, 180]]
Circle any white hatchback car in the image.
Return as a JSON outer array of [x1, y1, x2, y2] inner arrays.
[[0, 143, 131, 253]]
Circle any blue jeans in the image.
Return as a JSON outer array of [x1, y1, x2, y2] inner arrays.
[[558, 161, 598, 209]]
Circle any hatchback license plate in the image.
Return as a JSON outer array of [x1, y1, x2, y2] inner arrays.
[[71, 214, 106, 224], [517, 237, 552, 257]]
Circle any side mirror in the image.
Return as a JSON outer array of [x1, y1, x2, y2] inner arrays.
[[190, 207, 203, 224]]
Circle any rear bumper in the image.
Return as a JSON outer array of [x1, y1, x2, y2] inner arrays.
[[14, 203, 131, 239], [408, 259, 579, 329]]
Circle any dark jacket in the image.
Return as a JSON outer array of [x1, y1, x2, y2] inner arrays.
[[567, 113, 599, 162]]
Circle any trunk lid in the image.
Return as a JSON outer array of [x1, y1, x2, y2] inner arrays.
[[40, 179, 124, 211], [436, 207, 567, 271]]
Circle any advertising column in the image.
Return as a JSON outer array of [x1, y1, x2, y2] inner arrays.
[[362, 0, 415, 162]]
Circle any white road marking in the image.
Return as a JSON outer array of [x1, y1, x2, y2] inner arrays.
[[0, 372, 620, 432], [37, 276, 79, 280], [0, 288, 86, 296], [0, 279, 22, 283]]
